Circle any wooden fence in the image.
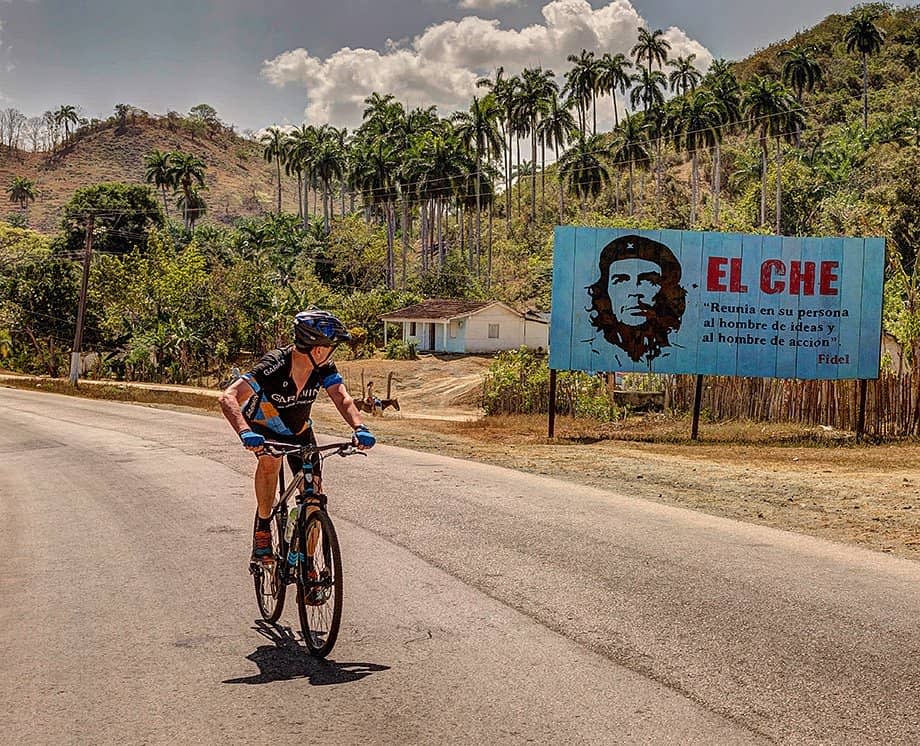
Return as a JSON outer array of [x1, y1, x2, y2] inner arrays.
[[484, 370, 920, 437], [663, 373, 920, 437]]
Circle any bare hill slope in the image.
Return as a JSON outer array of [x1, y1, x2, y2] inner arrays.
[[1, 117, 303, 232]]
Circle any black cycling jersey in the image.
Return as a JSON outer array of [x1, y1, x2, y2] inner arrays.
[[240, 346, 343, 437]]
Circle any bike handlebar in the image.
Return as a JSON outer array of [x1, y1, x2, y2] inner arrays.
[[259, 439, 366, 460]]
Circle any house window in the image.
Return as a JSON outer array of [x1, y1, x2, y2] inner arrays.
[[409, 322, 416, 336], [449, 323, 457, 339], [488, 323, 500, 339]]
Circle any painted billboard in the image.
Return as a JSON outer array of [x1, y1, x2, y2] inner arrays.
[[549, 227, 885, 380]]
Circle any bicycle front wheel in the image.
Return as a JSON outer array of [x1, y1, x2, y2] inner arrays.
[[253, 510, 286, 622], [296, 510, 343, 657]]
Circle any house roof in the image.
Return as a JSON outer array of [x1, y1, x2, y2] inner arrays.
[[380, 299, 495, 321]]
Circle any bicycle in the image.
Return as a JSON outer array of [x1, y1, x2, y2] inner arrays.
[[249, 438, 365, 657]]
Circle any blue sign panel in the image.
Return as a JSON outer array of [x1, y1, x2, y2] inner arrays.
[[549, 227, 885, 380]]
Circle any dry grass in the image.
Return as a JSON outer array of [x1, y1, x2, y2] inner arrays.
[[1, 119, 306, 233]]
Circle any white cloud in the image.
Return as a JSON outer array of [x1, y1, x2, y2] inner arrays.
[[458, 0, 520, 10], [261, 0, 711, 130]]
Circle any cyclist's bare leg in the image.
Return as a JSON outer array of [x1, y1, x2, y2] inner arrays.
[[255, 454, 283, 520]]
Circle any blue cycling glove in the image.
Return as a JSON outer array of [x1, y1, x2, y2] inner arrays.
[[353, 424, 376, 449], [239, 429, 265, 449]]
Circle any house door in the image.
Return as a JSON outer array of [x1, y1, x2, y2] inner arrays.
[[429, 323, 436, 351]]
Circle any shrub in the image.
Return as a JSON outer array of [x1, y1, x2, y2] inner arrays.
[[385, 338, 417, 360]]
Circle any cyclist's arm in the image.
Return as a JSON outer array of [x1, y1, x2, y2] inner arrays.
[[325, 382, 365, 431], [219, 377, 257, 435]]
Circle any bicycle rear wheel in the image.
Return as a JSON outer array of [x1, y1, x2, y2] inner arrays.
[[252, 510, 286, 622], [296, 509, 343, 657]]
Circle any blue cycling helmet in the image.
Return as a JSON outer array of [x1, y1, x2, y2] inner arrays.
[[293, 310, 351, 351]]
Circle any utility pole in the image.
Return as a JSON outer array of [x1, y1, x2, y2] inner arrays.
[[69, 214, 93, 385]]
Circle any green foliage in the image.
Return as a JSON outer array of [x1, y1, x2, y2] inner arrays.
[[482, 347, 620, 420], [384, 338, 418, 360], [0, 225, 77, 376], [318, 214, 387, 289], [60, 183, 164, 256], [333, 288, 420, 345]]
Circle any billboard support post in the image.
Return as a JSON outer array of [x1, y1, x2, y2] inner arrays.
[[856, 379, 868, 443], [548, 368, 557, 438], [690, 374, 704, 441]]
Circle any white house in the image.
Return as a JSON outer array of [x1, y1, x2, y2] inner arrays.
[[380, 299, 549, 354]]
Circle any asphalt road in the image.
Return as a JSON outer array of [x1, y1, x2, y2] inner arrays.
[[1, 388, 918, 745]]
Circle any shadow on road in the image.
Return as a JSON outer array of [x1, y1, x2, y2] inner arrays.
[[223, 620, 390, 686]]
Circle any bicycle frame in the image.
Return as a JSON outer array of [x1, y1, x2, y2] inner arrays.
[[263, 440, 360, 582]]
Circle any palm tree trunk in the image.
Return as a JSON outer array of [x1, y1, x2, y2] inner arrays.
[[555, 145, 564, 224], [760, 138, 768, 227], [487, 204, 493, 288], [401, 196, 409, 289], [303, 172, 310, 229], [475, 151, 482, 275], [276, 157, 282, 214], [540, 137, 546, 214], [713, 142, 721, 228], [690, 153, 699, 226], [421, 201, 428, 274], [613, 93, 619, 128], [530, 123, 537, 222], [297, 174, 303, 218], [862, 54, 869, 128], [592, 95, 597, 135], [161, 186, 170, 217], [386, 201, 395, 289], [775, 136, 782, 234], [515, 137, 522, 218], [628, 163, 634, 216], [506, 120, 513, 229], [437, 201, 444, 268]]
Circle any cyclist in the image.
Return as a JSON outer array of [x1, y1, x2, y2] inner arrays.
[[219, 310, 375, 565]]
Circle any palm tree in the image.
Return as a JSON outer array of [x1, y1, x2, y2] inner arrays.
[[537, 92, 576, 223], [176, 189, 207, 230], [631, 28, 672, 79], [515, 67, 556, 222], [144, 150, 174, 217], [780, 44, 822, 146], [312, 126, 347, 232], [558, 133, 610, 215], [743, 76, 804, 232], [563, 50, 599, 136], [629, 68, 667, 113], [478, 68, 519, 228], [669, 91, 723, 225], [54, 105, 79, 144], [261, 127, 289, 214], [667, 54, 702, 96], [287, 124, 318, 227], [844, 9, 885, 128], [780, 45, 823, 104], [167, 152, 207, 231], [7, 176, 36, 210], [352, 138, 399, 288], [703, 63, 742, 226], [597, 53, 633, 128], [452, 94, 503, 270], [610, 114, 650, 216]]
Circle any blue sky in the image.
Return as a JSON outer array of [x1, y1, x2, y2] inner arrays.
[[0, 0, 906, 132]]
